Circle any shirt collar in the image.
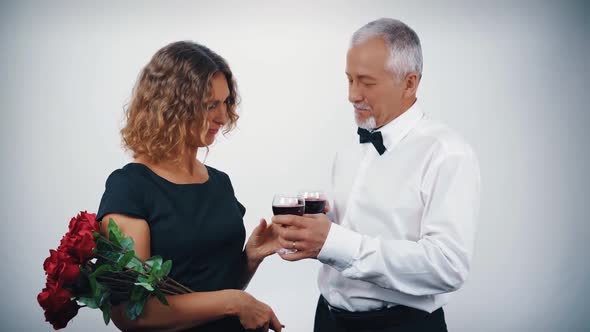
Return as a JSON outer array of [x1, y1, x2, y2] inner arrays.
[[375, 101, 424, 152]]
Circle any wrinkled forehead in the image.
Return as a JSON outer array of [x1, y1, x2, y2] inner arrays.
[[346, 37, 391, 78]]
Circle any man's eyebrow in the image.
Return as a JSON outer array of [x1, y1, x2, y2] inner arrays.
[[357, 75, 377, 80], [346, 73, 377, 81]]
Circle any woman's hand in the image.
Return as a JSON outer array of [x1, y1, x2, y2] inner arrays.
[[232, 290, 283, 332], [245, 219, 281, 264]]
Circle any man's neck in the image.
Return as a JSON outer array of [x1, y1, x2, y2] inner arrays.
[[376, 97, 417, 129]]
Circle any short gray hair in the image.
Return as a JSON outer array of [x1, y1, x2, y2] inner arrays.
[[351, 18, 423, 80]]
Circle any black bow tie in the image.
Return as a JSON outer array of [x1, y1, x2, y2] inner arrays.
[[357, 128, 387, 155]]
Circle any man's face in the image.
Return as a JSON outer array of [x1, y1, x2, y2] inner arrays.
[[346, 37, 405, 129]]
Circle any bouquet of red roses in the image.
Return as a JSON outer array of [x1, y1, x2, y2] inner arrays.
[[37, 211, 192, 330]]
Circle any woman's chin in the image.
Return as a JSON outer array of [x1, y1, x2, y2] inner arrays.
[[204, 136, 215, 146]]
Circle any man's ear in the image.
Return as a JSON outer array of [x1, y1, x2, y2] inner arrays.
[[403, 72, 420, 98]]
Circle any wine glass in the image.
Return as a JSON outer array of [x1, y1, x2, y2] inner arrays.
[[272, 193, 305, 254], [298, 190, 328, 214]]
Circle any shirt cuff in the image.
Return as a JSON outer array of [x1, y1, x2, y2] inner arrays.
[[317, 223, 362, 271]]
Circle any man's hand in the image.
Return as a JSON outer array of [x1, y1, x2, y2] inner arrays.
[[272, 213, 332, 261]]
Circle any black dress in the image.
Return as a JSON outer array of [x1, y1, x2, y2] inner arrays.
[[97, 163, 247, 331]]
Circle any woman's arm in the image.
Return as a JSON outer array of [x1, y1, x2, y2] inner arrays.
[[239, 219, 280, 289], [101, 214, 282, 332]]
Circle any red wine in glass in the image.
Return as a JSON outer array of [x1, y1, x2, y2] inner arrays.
[[299, 190, 327, 214], [303, 198, 326, 214], [272, 205, 305, 216], [272, 194, 305, 254]]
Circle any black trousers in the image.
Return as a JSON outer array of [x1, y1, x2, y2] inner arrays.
[[314, 296, 447, 332]]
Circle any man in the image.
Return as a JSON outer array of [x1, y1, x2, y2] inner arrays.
[[272, 18, 480, 331]]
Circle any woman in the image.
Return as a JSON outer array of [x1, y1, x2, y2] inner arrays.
[[96, 41, 282, 331]]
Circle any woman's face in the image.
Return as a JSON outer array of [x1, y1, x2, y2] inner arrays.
[[202, 72, 230, 146]]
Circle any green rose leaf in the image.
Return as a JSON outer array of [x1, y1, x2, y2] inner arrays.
[[146, 256, 162, 270], [161, 260, 172, 277], [102, 304, 111, 325], [154, 290, 169, 306], [119, 237, 135, 251], [127, 287, 149, 320], [134, 282, 155, 292], [107, 219, 124, 246], [99, 297, 112, 326], [126, 257, 146, 274], [117, 250, 136, 270], [90, 264, 113, 278], [78, 296, 99, 309]]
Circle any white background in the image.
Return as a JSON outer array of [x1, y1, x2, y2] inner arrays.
[[1, 0, 588, 331]]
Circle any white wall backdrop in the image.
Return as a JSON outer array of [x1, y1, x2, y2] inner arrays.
[[1, 0, 588, 331]]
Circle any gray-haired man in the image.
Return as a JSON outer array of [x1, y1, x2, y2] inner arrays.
[[273, 18, 480, 331]]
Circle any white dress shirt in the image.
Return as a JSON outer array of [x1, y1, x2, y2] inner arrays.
[[317, 102, 480, 313]]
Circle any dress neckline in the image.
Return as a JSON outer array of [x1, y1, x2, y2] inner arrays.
[[127, 162, 210, 186]]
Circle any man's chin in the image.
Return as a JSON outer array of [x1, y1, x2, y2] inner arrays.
[[355, 116, 377, 130]]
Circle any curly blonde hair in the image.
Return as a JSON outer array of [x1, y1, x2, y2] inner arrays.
[[121, 41, 239, 164]]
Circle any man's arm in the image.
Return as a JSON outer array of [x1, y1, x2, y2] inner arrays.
[[274, 152, 480, 296]]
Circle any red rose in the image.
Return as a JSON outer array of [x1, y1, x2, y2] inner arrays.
[[44, 300, 80, 330], [43, 250, 81, 285], [43, 250, 61, 278], [68, 211, 99, 234], [37, 282, 79, 329], [37, 281, 70, 310], [59, 230, 96, 263], [57, 233, 68, 251], [37, 280, 57, 309]]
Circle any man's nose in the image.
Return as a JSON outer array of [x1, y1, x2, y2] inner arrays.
[[349, 85, 363, 103]]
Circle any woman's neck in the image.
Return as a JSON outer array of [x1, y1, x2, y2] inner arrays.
[[175, 155, 201, 177], [135, 150, 208, 184]]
